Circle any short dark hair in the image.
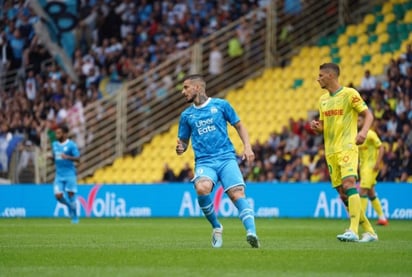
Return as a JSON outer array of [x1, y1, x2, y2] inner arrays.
[[320, 63, 340, 77], [183, 74, 204, 82], [57, 123, 69, 134], [183, 74, 206, 90]]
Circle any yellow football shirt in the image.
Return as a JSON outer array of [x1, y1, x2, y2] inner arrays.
[[318, 87, 368, 155], [358, 129, 382, 168]]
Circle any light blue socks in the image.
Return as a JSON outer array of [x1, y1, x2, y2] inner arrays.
[[198, 195, 221, 228], [234, 198, 256, 234]]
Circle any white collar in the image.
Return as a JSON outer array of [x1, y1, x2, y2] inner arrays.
[[194, 97, 211, 109]]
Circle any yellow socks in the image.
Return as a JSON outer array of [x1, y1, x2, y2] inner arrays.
[[360, 194, 385, 219], [347, 189, 361, 235], [371, 196, 385, 219], [346, 189, 377, 235], [360, 195, 368, 214], [359, 209, 376, 234]]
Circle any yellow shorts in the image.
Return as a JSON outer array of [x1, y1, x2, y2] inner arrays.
[[359, 166, 379, 189], [326, 148, 359, 188]]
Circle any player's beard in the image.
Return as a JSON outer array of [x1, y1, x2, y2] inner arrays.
[[319, 82, 326, 89], [186, 95, 195, 103]]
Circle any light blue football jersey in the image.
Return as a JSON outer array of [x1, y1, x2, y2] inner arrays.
[[178, 98, 240, 162], [52, 139, 80, 177]]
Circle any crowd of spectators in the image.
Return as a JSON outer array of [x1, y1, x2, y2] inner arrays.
[[0, 0, 264, 178]]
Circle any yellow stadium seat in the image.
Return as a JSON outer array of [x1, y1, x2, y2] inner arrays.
[[339, 45, 350, 56], [356, 23, 367, 35], [337, 34, 348, 47], [299, 46, 311, 56], [262, 69, 274, 80], [358, 44, 370, 55], [345, 24, 357, 36], [363, 14, 375, 25], [290, 56, 302, 68], [78, 177, 90, 184], [318, 46, 330, 57], [381, 2, 393, 14], [408, 33, 412, 42], [121, 156, 134, 167], [393, 49, 403, 59], [272, 68, 283, 78], [404, 10, 412, 23], [102, 170, 116, 184], [87, 176, 96, 184], [375, 22, 387, 34], [370, 42, 381, 55], [383, 12, 396, 23], [111, 158, 121, 168], [253, 82, 264, 92], [382, 52, 393, 64], [225, 91, 235, 102], [378, 33, 390, 44], [370, 61, 384, 75], [357, 34, 368, 45]]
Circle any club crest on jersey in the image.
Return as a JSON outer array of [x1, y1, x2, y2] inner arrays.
[[351, 96, 361, 103], [210, 107, 218, 113]]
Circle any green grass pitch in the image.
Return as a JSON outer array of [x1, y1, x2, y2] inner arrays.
[[1, 218, 411, 277]]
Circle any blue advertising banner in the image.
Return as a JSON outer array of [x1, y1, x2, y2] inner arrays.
[[0, 183, 411, 219]]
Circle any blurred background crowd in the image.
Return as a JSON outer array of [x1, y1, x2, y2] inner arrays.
[[0, 0, 268, 181]]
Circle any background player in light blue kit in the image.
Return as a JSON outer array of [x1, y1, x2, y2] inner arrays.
[[51, 124, 80, 224], [176, 75, 259, 248]]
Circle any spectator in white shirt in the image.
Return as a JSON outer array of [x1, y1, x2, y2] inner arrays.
[[25, 70, 37, 102], [208, 43, 222, 75], [359, 69, 376, 95], [398, 54, 410, 77]]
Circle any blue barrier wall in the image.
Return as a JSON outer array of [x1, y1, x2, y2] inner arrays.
[[0, 182, 411, 219]]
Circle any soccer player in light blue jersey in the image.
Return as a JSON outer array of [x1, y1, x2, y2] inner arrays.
[[51, 124, 80, 224], [176, 75, 259, 248]]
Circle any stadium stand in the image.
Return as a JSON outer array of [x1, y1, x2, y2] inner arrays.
[[0, 0, 411, 184], [83, 0, 412, 184]]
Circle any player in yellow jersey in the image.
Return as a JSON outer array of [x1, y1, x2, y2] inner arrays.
[[358, 115, 388, 226], [310, 63, 378, 242]]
